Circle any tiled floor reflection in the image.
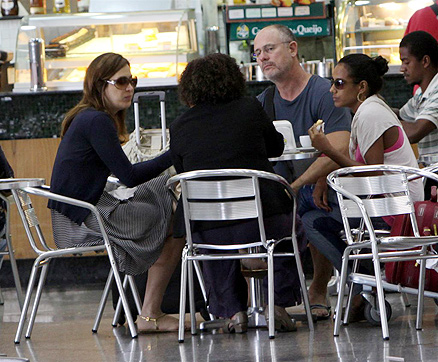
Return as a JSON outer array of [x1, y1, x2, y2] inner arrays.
[[1, 285, 438, 361]]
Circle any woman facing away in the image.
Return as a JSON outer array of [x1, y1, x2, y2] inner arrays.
[[170, 53, 304, 333], [301, 53, 424, 321], [48, 52, 185, 333]]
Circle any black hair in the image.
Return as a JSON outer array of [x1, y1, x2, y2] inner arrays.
[[338, 53, 388, 96], [400, 31, 438, 67], [178, 53, 246, 106]]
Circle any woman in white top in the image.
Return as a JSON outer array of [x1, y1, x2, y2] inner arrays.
[[302, 54, 423, 322], [309, 53, 423, 201]]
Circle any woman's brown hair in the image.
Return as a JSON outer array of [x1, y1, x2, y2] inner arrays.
[[60, 53, 130, 139]]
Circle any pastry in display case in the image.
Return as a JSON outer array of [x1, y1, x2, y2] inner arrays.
[[13, 9, 198, 91], [335, 0, 430, 73]]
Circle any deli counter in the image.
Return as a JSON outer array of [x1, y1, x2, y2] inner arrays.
[[13, 9, 198, 92], [335, 0, 431, 73]]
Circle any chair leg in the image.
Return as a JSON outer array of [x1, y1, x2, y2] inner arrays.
[[193, 260, 214, 321], [291, 233, 314, 331], [343, 257, 360, 325], [370, 245, 389, 340], [178, 248, 188, 343], [334, 250, 351, 337], [127, 275, 142, 315], [112, 274, 130, 327], [4, 198, 24, 310], [416, 257, 427, 330], [187, 260, 197, 335], [111, 274, 142, 329], [343, 281, 355, 325], [267, 244, 275, 339], [110, 263, 137, 338], [93, 268, 114, 333], [14, 260, 41, 344], [401, 292, 411, 308], [25, 262, 49, 339]]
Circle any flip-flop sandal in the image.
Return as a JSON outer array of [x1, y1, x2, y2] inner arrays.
[[310, 304, 332, 321]]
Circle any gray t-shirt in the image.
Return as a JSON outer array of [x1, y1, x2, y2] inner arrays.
[[257, 75, 351, 180]]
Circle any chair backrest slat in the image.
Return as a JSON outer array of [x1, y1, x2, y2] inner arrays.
[[188, 199, 258, 220], [186, 178, 255, 199], [335, 173, 406, 195], [167, 169, 294, 250], [328, 165, 427, 243], [342, 195, 412, 218]]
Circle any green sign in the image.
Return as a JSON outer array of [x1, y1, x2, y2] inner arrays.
[[229, 19, 331, 41]]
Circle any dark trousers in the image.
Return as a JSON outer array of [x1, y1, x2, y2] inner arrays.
[[192, 212, 305, 318]]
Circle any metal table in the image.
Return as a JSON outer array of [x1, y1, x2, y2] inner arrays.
[[419, 154, 438, 166], [269, 149, 321, 162], [0, 178, 45, 190]]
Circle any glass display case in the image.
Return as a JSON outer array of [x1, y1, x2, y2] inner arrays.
[[336, 0, 430, 73], [13, 9, 198, 91]]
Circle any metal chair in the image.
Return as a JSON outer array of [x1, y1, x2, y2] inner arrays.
[[166, 169, 314, 342], [328, 165, 438, 340], [0, 192, 24, 310], [0, 178, 139, 343]]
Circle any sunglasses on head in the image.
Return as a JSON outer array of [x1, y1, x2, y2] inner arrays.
[[105, 76, 138, 90]]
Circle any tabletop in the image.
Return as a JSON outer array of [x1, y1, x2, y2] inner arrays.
[[269, 149, 321, 162], [419, 154, 438, 166], [0, 178, 45, 190]]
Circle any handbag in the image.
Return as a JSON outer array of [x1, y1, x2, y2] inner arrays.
[[385, 186, 438, 291], [122, 127, 170, 164]]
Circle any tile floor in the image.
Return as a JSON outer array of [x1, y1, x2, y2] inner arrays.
[[0, 285, 438, 361]]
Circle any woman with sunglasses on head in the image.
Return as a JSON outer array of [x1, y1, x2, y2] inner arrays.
[[302, 53, 423, 321], [49, 52, 186, 333]]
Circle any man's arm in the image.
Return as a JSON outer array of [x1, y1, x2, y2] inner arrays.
[[401, 119, 437, 144], [291, 130, 350, 192]]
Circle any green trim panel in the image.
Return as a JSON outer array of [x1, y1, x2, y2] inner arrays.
[[229, 19, 331, 40]]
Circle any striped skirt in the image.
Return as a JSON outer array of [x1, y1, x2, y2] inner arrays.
[[51, 174, 172, 275]]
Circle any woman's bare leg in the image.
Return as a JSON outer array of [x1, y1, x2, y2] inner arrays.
[[137, 235, 185, 331]]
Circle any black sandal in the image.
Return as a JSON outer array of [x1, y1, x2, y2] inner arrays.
[[224, 311, 248, 334]]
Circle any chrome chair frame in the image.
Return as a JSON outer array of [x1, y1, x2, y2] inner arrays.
[[166, 169, 314, 342], [328, 165, 438, 340], [0, 178, 138, 343], [0, 192, 24, 310]]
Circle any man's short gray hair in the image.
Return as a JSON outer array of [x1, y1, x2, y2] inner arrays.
[[269, 24, 297, 43]]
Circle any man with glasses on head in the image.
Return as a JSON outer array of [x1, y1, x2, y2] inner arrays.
[[254, 24, 351, 320]]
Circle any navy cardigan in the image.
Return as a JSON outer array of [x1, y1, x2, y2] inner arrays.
[[48, 108, 172, 224]]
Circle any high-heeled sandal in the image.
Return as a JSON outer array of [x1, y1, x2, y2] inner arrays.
[[264, 305, 297, 332], [224, 311, 248, 334], [137, 314, 180, 333]]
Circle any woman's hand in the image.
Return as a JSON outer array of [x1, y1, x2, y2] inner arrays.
[[308, 123, 332, 154], [313, 177, 331, 212]]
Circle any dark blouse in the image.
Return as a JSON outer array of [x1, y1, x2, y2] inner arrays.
[[170, 96, 293, 237], [48, 108, 172, 224]]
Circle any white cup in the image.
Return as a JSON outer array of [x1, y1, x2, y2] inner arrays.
[[299, 135, 312, 148]]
